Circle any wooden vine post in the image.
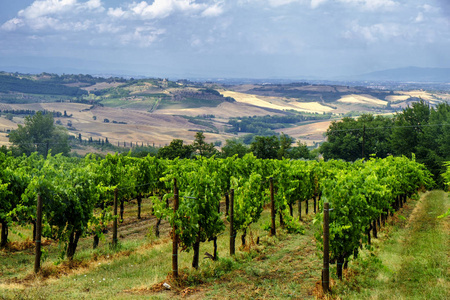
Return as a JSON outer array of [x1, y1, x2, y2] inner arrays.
[[137, 194, 142, 219], [225, 192, 229, 216], [112, 188, 118, 247], [229, 189, 235, 255], [34, 194, 43, 274], [270, 177, 276, 236], [314, 195, 317, 214], [172, 178, 179, 278], [298, 200, 302, 220], [322, 202, 330, 294]]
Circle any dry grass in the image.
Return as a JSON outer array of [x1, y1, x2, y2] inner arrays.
[[337, 94, 387, 106], [156, 101, 277, 118], [221, 90, 335, 114], [220, 90, 294, 111], [385, 95, 411, 102], [290, 101, 334, 112], [274, 120, 332, 145], [397, 90, 436, 101], [82, 82, 124, 92]]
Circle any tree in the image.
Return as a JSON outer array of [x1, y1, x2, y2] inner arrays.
[[9, 111, 70, 157], [290, 141, 312, 160], [278, 133, 294, 159], [221, 139, 250, 158], [250, 135, 280, 159], [405, 101, 450, 186], [321, 114, 393, 161], [390, 99, 430, 157], [157, 139, 193, 159], [192, 131, 217, 157]]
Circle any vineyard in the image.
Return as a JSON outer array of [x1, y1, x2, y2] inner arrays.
[[0, 152, 446, 298]]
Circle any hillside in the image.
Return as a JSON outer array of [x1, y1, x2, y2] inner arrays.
[[0, 72, 449, 153]]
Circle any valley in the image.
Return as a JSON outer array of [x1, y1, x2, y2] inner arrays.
[[1, 72, 449, 153]]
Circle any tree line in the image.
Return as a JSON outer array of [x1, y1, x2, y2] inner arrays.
[[0, 74, 88, 97], [321, 99, 450, 186]]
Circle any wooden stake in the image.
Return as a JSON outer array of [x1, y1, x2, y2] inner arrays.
[[270, 177, 276, 236], [172, 179, 179, 278], [34, 194, 43, 274], [112, 188, 118, 247], [322, 202, 330, 293], [230, 189, 235, 255]]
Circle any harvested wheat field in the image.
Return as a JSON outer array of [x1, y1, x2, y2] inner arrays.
[[338, 94, 387, 106], [156, 101, 278, 118], [274, 120, 331, 145], [385, 95, 411, 102], [221, 90, 336, 114]]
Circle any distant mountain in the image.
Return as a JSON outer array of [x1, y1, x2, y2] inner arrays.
[[354, 67, 450, 82]]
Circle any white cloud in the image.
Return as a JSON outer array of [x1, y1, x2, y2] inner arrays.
[[107, 7, 126, 18], [344, 22, 402, 43], [119, 26, 166, 47], [239, 0, 397, 10], [202, 3, 224, 17], [338, 0, 399, 11], [268, 0, 299, 7], [123, 0, 205, 19], [27, 16, 60, 31], [0, 18, 24, 31], [311, 0, 327, 9], [107, 1, 224, 19], [415, 12, 424, 23], [18, 0, 78, 19], [0, 0, 223, 49], [95, 23, 123, 34], [86, 0, 103, 10]]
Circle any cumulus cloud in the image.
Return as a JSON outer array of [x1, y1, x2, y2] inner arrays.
[[108, 0, 221, 20], [18, 0, 78, 19], [1, 0, 224, 48], [119, 26, 166, 47], [337, 0, 399, 11], [1, 18, 24, 31], [85, 0, 103, 10], [414, 12, 424, 23], [242, 0, 397, 10], [268, 0, 299, 7], [107, 7, 126, 18], [343, 22, 403, 43], [310, 0, 327, 9], [202, 3, 224, 17]]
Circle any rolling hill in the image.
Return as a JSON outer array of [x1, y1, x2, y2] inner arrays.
[[0, 71, 449, 154]]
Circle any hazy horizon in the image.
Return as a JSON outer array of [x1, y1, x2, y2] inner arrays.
[[1, 1, 449, 79]]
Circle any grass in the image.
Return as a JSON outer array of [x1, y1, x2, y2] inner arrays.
[[1, 192, 448, 299], [99, 97, 158, 110], [0, 198, 319, 299], [331, 190, 449, 300], [157, 97, 224, 110]]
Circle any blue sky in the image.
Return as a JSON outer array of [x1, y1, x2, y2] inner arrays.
[[0, 0, 449, 79]]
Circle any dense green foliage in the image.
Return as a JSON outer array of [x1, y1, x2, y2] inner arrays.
[[321, 114, 393, 161], [314, 156, 433, 277], [443, 162, 450, 191], [0, 74, 87, 97], [9, 112, 70, 157], [321, 100, 450, 186], [0, 147, 433, 276]]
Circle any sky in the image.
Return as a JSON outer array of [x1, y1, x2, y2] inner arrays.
[[0, 0, 449, 79]]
